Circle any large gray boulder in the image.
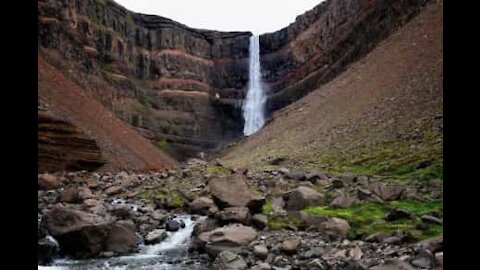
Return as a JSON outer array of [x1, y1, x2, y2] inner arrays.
[[209, 174, 265, 213], [283, 186, 325, 211], [198, 224, 257, 256]]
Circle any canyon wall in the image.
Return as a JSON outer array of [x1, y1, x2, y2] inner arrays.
[[259, 0, 433, 113], [38, 0, 433, 161], [38, 0, 251, 160]]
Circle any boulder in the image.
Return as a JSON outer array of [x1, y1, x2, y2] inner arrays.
[[189, 197, 218, 215], [252, 214, 268, 230], [104, 185, 123, 196], [209, 175, 265, 213], [216, 207, 251, 225], [329, 191, 356, 208], [415, 235, 443, 253], [281, 237, 301, 254], [198, 225, 257, 256], [410, 250, 435, 269], [193, 218, 219, 237], [41, 206, 111, 257], [145, 229, 167, 244], [212, 251, 247, 270], [38, 173, 62, 190], [165, 219, 183, 232], [253, 244, 269, 259], [421, 215, 443, 225], [283, 186, 325, 211], [105, 220, 137, 254], [369, 183, 406, 201], [58, 187, 80, 203], [78, 187, 94, 200], [300, 213, 350, 239]]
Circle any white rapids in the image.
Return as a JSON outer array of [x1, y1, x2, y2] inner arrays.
[[243, 35, 267, 136]]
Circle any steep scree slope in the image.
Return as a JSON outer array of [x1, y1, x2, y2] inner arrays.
[[221, 1, 443, 180]]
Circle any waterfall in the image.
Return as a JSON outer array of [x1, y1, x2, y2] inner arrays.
[[243, 35, 266, 136]]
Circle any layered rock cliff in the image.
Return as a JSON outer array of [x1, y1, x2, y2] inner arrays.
[[38, 108, 106, 172], [38, 0, 251, 160], [38, 0, 434, 161], [259, 0, 433, 113]]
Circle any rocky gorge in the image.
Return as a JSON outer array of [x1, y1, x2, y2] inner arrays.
[[38, 0, 434, 167], [37, 0, 443, 269]]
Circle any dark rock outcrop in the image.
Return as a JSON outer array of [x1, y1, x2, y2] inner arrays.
[[38, 109, 106, 173]]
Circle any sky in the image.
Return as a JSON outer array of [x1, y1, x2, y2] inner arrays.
[[114, 0, 323, 34]]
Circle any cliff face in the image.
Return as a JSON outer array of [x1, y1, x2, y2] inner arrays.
[[38, 0, 251, 159], [38, 0, 433, 161], [259, 0, 433, 114]]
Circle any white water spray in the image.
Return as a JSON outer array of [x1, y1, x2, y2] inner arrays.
[[243, 35, 266, 136]]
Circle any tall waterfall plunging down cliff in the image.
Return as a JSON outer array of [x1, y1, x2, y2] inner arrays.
[[243, 35, 266, 136]]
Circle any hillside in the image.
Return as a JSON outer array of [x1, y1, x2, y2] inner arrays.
[[38, 55, 178, 172], [221, 0, 443, 182]]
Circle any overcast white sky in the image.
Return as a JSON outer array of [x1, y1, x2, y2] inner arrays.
[[114, 0, 323, 34]]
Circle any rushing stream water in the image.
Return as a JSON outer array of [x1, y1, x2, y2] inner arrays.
[[38, 215, 209, 270], [243, 35, 267, 136]]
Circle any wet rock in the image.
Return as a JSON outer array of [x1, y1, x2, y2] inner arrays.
[[281, 237, 301, 254], [382, 236, 402, 245], [385, 208, 414, 221], [283, 186, 325, 211], [41, 206, 111, 257], [38, 236, 59, 265], [302, 247, 323, 259], [145, 229, 167, 244], [198, 225, 257, 256], [421, 215, 443, 225], [38, 173, 62, 190], [189, 197, 218, 215], [165, 219, 182, 232], [212, 251, 247, 270], [252, 214, 268, 230], [253, 244, 269, 259], [216, 207, 251, 225], [111, 204, 134, 219], [105, 220, 137, 254]]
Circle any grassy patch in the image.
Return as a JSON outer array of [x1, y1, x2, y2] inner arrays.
[[304, 200, 443, 240], [262, 200, 274, 215], [267, 214, 303, 231]]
